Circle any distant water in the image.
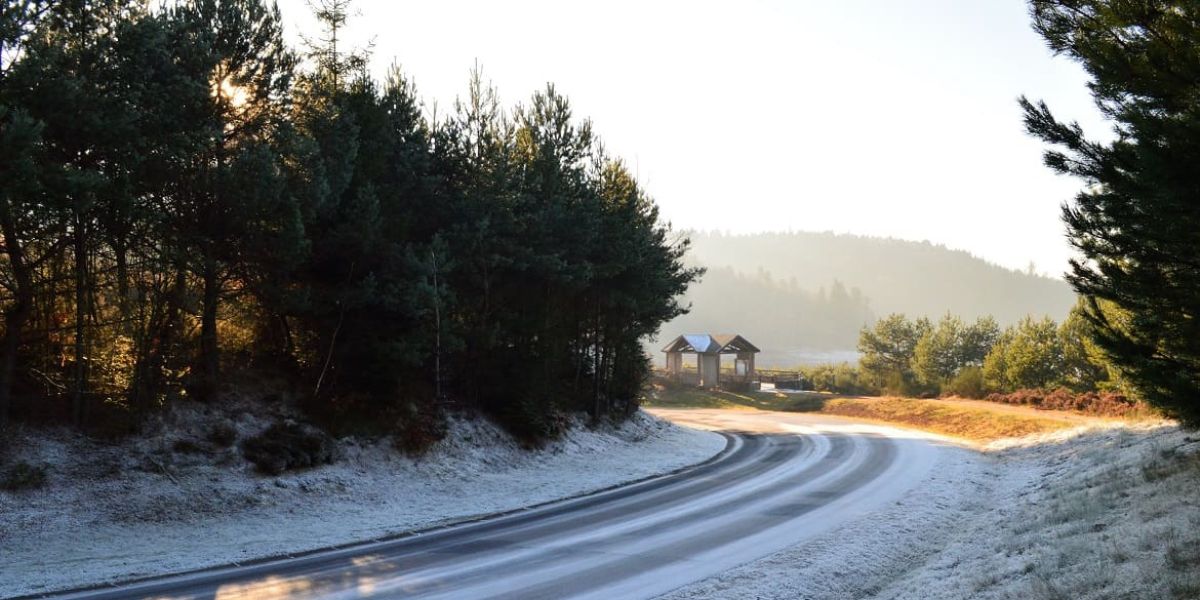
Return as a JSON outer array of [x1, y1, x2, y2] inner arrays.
[[754, 348, 860, 369]]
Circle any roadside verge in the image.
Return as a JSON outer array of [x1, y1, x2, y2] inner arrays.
[[0, 410, 726, 597]]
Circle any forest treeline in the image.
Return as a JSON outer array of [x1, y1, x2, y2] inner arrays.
[[801, 300, 1140, 416], [0, 0, 698, 441], [659, 231, 1074, 359], [683, 231, 1077, 325]]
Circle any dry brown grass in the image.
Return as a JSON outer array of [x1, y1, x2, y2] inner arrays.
[[646, 387, 1082, 442], [816, 397, 1071, 441]]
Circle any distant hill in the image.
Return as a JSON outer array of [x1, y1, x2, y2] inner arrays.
[[653, 231, 1077, 367]]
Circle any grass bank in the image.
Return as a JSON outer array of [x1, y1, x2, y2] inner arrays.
[[644, 386, 1081, 442], [883, 424, 1199, 600]]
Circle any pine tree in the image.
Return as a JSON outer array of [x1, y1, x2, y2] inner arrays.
[[168, 0, 295, 400], [0, 3, 49, 425], [982, 316, 1065, 391], [1021, 0, 1200, 423], [1059, 299, 1113, 392], [858, 314, 930, 391]]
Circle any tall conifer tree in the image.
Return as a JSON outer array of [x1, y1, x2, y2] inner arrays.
[[1021, 0, 1200, 423]]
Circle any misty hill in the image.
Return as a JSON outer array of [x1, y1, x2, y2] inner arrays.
[[655, 231, 1077, 366], [662, 266, 872, 355]]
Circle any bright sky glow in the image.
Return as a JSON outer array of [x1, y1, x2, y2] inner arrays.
[[279, 0, 1110, 276]]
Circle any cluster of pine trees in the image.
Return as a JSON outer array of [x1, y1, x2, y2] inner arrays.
[[852, 301, 1124, 398], [0, 0, 698, 440]]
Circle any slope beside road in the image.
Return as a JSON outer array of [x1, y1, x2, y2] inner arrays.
[[16, 409, 962, 599], [0, 411, 724, 597]]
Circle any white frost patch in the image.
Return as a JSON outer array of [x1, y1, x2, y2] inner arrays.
[[658, 439, 989, 600], [661, 420, 1197, 600], [0, 409, 724, 597], [878, 421, 1199, 600]]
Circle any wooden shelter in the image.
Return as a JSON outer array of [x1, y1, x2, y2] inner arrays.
[[661, 334, 760, 387]]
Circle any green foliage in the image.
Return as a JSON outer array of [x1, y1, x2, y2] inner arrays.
[[945, 366, 987, 398], [1021, 0, 1200, 424], [0, 0, 697, 444], [799, 363, 879, 396], [983, 316, 1065, 391], [858, 313, 930, 393], [912, 314, 1000, 386], [851, 309, 1118, 398], [1059, 299, 1115, 392]]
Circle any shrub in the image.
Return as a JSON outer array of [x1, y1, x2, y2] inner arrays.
[[1, 462, 47, 492], [984, 388, 1143, 417], [945, 366, 987, 399], [799, 363, 880, 396], [241, 422, 336, 475], [501, 397, 569, 447], [206, 423, 238, 448], [171, 438, 207, 454], [393, 401, 448, 455]]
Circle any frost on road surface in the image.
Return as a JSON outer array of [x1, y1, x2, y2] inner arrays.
[[660, 416, 1195, 600], [9, 407, 960, 600], [0, 409, 724, 597], [650, 408, 985, 600]]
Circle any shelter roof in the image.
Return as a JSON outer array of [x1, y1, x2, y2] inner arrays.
[[661, 334, 760, 354]]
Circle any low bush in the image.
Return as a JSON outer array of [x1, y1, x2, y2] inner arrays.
[[171, 438, 207, 455], [799, 363, 880, 396], [501, 397, 569, 447], [206, 423, 238, 448], [945, 366, 987, 399], [241, 422, 336, 475], [984, 388, 1143, 417], [393, 401, 448, 455], [1, 461, 47, 492]]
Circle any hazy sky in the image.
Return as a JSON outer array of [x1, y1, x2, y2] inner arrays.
[[279, 0, 1111, 276]]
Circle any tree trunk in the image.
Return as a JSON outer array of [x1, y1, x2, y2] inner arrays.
[[431, 248, 442, 402], [71, 218, 88, 426], [199, 258, 220, 401], [114, 239, 130, 322], [0, 291, 31, 430], [0, 209, 33, 430], [278, 314, 294, 358], [592, 302, 601, 419], [130, 268, 186, 412]]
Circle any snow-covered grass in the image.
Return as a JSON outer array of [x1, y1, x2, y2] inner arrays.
[[880, 421, 1200, 600], [0, 403, 725, 597], [662, 420, 1198, 600]]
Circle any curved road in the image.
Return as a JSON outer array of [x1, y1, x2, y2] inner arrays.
[[47, 409, 944, 600]]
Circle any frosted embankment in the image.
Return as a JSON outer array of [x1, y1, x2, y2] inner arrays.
[[0, 410, 724, 597]]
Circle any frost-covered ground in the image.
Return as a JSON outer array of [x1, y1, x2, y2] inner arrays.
[[663, 420, 1198, 600], [0, 406, 724, 597]]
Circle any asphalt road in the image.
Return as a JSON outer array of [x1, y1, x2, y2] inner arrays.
[[44, 409, 942, 600]]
